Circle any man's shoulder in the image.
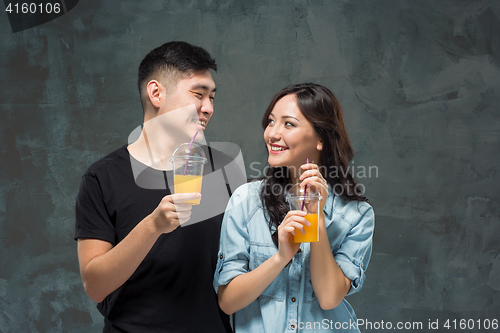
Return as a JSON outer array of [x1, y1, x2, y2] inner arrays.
[[84, 145, 129, 177]]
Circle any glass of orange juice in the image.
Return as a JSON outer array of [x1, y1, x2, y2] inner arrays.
[[286, 184, 322, 243], [170, 143, 206, 205]]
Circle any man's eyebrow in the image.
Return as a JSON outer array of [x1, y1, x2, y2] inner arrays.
[[191, 84, 216, 93]]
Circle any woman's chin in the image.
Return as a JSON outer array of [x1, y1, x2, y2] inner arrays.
[[267, 159, 281, 168], [267, 161, 289, 169]]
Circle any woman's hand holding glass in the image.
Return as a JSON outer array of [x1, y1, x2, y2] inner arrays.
[[276, 210, 309, 261]]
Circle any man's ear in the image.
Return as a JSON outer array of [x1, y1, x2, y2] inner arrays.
[[147, 80, 161, 108]]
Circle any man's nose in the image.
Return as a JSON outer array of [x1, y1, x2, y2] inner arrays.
[[200, 97, 213, 116]]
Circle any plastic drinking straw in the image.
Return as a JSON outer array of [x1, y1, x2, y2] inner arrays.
[[183, 131, 198, 175], [301, 158, 309, 211]]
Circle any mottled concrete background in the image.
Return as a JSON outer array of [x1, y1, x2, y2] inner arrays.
[[1, 0, 499, 332]]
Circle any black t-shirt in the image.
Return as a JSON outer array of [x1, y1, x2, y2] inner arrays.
[[75, 145, 234, 333]]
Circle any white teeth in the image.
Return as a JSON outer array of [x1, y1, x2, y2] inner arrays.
[[196, 120, 206, 126], [271, 146, 286, 151]]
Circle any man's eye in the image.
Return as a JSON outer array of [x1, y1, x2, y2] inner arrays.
[[194, 93, 202, 99]]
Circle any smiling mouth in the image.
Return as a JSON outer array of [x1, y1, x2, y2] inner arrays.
[[195, 120, 207, 127], [269, 144, 288, 152]]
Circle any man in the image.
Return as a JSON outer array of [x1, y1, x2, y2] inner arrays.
[[75, 41, 244, 332]]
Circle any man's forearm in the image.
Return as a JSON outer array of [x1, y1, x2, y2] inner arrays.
[[78, 214, 162, 303]]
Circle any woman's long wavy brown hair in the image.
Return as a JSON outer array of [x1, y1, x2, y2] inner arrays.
[[259, 83, 368, 247]]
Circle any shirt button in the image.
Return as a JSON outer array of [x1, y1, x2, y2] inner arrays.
[[290, 324, 296, 329], [219, 255, 223, 259], [291, 297, 296, 302], [297, 248, 302, 253]]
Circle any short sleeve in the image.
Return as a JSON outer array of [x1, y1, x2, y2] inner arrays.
[[334, 204, 374, 296], [74, 174, 116, 244], [213, 186, 252, 293]]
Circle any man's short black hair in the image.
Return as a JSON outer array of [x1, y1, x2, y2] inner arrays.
[[137, 41, 217, 102]]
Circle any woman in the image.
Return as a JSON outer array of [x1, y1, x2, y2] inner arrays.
[[213, 83, 374, 332]]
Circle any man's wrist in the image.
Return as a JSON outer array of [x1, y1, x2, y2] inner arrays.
[[144, 212, 164, 237]]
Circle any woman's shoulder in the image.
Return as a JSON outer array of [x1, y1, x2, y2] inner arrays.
[[332, 196, 374, 224], [231, 179, 263, 198], [224, 180, 264, 224], [226, 180, 263, 209]]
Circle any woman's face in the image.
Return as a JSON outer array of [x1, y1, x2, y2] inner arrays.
[[264, 94, 322, 175]]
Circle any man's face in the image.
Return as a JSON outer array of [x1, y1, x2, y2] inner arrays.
[[159, 70, 216, 143]]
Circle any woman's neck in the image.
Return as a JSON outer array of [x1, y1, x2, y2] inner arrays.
[[289, 165, 303, 185]]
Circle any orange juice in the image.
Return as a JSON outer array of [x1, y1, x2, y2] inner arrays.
[[173, 175, 203, 205], [293, 213, 319, 243]]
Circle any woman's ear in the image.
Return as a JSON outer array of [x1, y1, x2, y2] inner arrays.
[[317, 140, 323, 151]]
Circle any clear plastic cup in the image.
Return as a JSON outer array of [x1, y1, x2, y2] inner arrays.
[[170, 143, 207, 205], [286, 184, 322, 243]]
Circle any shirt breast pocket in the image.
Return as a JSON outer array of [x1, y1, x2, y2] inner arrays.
[[250, 248, 286, 302]]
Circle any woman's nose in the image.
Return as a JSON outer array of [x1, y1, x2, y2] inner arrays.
[[267, 125, 282, 141]]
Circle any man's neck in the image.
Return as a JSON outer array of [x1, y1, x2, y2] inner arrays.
[[128, 129, 178, 171], [128, 128, 207, 171], [128, 104, 206, 170]]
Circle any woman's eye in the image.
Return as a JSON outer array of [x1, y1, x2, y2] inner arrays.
[[267, 119, 274, 125], [285, 121, 294, 127]]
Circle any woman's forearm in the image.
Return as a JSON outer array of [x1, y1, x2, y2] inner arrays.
[[218, 253, 289, 315], [309, 213, 351, 310]]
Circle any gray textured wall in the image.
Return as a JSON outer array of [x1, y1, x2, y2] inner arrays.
[[1, 0, 499, 332]]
